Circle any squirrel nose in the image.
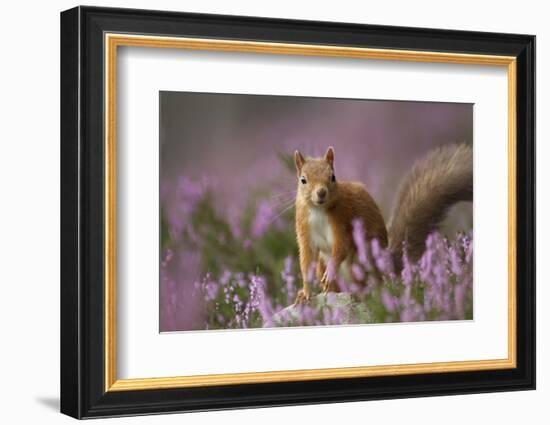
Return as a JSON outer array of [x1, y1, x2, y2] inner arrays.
[[317, 188, 327, 199]]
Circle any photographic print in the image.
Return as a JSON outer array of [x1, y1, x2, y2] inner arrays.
[[159, 92, 473, 332]]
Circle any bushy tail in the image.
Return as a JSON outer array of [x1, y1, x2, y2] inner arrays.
[[388, 143, 473, 268]]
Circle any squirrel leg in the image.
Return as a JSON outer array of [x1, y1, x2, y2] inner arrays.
[[318, 257, 340, 293], [321, 240, 348, 294], [321, 259, 341, 294], [321, 268, 341, 294], [295, 246, 315, 304], [316, 257, 326, 282]]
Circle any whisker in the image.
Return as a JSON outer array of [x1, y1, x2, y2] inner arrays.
[[267, 195, 296, 208], [273, 196, 296, 210], [266, 189, 297, 200], [267, 201, 296, 226]]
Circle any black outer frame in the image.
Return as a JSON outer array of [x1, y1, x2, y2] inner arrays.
[[60, 5, 535, 419]]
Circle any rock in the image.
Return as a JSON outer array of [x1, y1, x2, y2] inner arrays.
[[269, 292, 374, 327]]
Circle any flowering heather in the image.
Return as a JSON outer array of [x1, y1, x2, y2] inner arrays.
[[160, 172, 473, 331]]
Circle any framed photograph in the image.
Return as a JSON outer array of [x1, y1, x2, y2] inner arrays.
[[60, 6, 535, 419]]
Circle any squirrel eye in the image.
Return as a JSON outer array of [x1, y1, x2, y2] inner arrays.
[[300, 176, 307, 184], [331, 174, 336, 182]]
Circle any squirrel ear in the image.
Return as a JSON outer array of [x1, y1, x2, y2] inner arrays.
[[294, 150, 305, 174], [325, 146, 335, 167]]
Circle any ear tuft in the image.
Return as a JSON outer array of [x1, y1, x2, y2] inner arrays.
[[325, 146, 335, 167], [294, 150, 305, 174]]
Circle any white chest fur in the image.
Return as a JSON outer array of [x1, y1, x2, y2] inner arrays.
[[308, 208, 334, 255]]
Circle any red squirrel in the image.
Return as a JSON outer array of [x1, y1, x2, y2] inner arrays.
[[293, 144, 473, 303]]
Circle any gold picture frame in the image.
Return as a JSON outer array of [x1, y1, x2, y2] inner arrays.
[[104, 34, 517, 392]]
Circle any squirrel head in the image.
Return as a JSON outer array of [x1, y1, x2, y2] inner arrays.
[[294, 147, 338, 208]]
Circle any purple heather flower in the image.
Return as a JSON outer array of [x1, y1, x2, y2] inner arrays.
[[320, 307, 330, 325], [449, 247, 462, 275], [351, 263, 365, 281], [235, 272, 248, 288], [325, 259, 337, 282], [300, 305, 319, 326], [252, 200, 277, 238], [401, 245, 414, 286], [281, 256, 297, 303], [352, 218, 366, 257], [352, 218, 372, 270], [347, 281, 362, 295], [454, 283, 466, 319], [371, 239, 394, 275], [338, 276, 358, 294], [177, 176, 208, 214], [283, 256, 293, 275], [400, 285, 412, 307], [250, 274, 274, 325], [400, 308, 416, 323], [400, 304, 425, 323], [334, 307, 346, 324], [277, 309, 292, 326], [160, 247, 205, 331], [228, 214, 242, 239], [204, 278, 219, 301], [220, 270, 232, 286], [381, 288, 399, 313]]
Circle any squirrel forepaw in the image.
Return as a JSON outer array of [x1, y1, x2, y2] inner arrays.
[[294, 288, 311, 305], [321, 274, 339, 294], [320, 271, 331, 293]]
